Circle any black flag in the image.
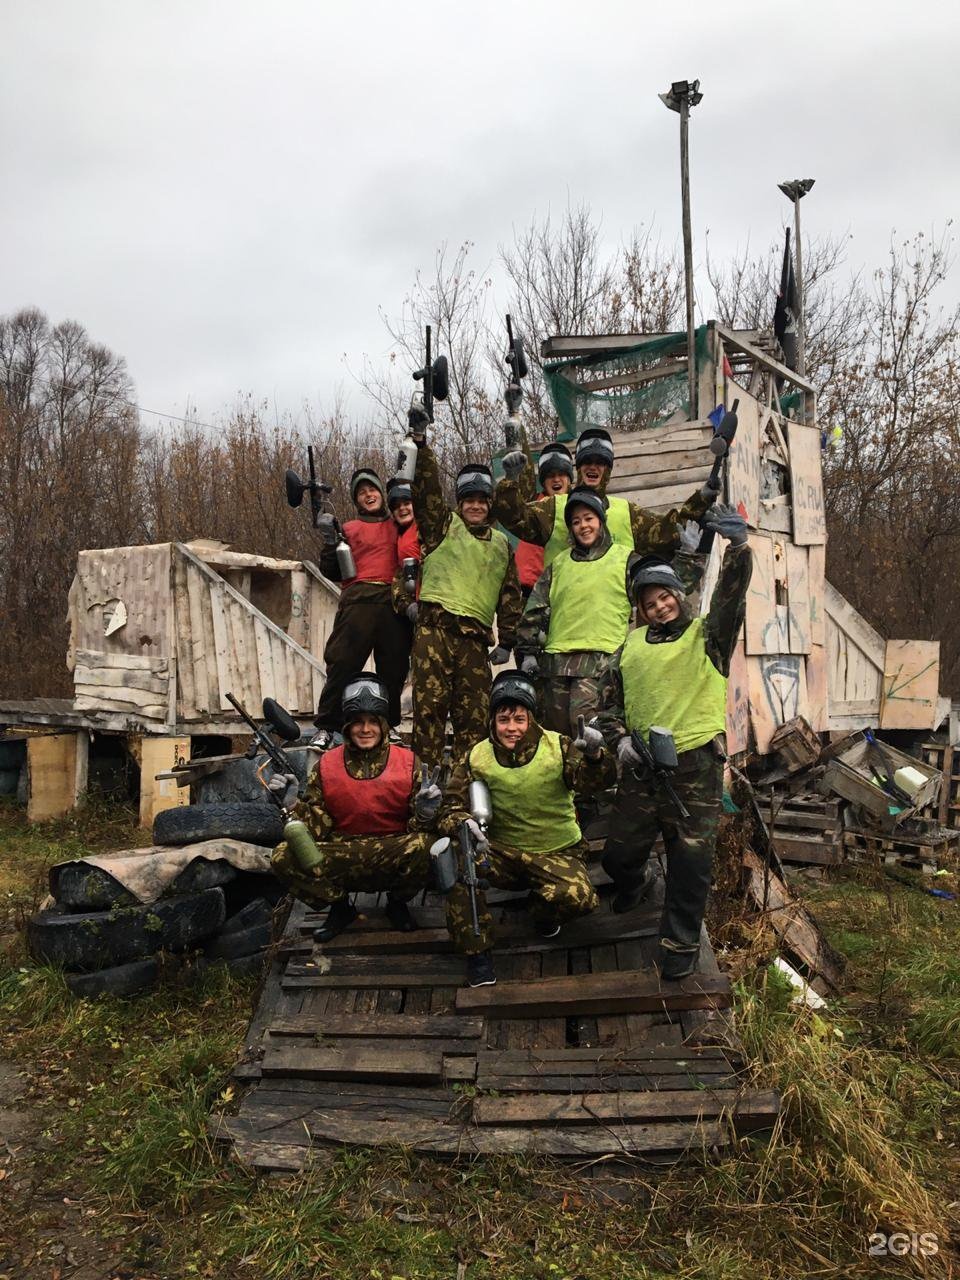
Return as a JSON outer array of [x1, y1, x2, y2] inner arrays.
[[774, 227, 798, 371]]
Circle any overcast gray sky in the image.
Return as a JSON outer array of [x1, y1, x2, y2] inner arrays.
[[3, 0, 958, 427]]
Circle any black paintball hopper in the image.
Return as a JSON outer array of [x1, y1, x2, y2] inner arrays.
[[413, 353, 449, 402], [263, 697, 301, 743], [505, 330, 528, 380]]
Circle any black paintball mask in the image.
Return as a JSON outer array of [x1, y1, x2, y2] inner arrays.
[[341, 673, 390, 727], [386, 478, 413, 510], [455, 464, 494, 505], [489, 670, 538, 717], [575, 427, 615, 472]]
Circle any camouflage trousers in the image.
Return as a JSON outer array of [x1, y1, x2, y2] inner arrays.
[[411, 625, 490, 769], [446, 839, 598, 955], [271, 831, 432, 911], [537, 673, 604, 738], [602, 742, 723, 950]]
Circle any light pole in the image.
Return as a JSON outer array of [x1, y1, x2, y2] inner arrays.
[[778, 178, 815, 376], [660, 79, 703, 417]]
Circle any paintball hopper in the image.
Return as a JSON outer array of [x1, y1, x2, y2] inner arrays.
[[709, 399, 739, 458], [429, 836, 458, 895], [263, 697, 301, 743], [648, 726, 679, 770], [285, 445, 333, 529], [412, 355, 449, 402], [503, 315, 528, 381]]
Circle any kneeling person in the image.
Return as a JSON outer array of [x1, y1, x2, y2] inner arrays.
[[437, 670, 617, 987], [271, 674, 442, 942]]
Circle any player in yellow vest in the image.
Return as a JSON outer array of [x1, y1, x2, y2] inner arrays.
[[437, 670, 616, 987], [596, 504, 752, 979], [411, 441, 522, 770], [494, 425, 716, 567], [515, 487, 633, 737]]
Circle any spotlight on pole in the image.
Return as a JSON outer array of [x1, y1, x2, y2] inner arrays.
[[659, 79, 703, 416]]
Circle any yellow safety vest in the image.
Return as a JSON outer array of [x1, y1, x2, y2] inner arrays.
[[619, 617, 726, 754], [544, 493, 634, 566], [545, 543, 633, 655], [469, 731, 582, 854], [420, 515, 509, 626]]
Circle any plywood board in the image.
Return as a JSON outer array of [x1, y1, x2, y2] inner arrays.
[[785, 543, 811, 655], [806, 643, 828, 732], [27, 733, 80, 821], [748, 654, 810, 755], [725, 390, 761, 525], [880, 640, 941, 731], [726, 636, 750, 755], [787, 423, 826, 545], [72, 544, 172, 660], [744, 533, 785, 655], [807, 544, 826, 648], [138, 736, 191, 829]]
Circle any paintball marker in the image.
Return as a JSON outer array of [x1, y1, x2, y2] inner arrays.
[[503, 313, 529, 450], [698, 398, 739, 553], [226, 692, 323, 872], [428, 779, 492, 937], [285, 445, 356, 578], [629, 726, 691, 820], [397, 324, 449, 481]]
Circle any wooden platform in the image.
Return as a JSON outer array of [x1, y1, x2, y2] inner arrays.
[[213, 870, 779, 1171]]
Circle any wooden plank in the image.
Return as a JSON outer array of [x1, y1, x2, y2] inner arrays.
[[771, 834, 840, 866], [266, 1014, 482, 1040], [785, 543, 811, 655], [474, 1046, 732, 1066], [253, 621, 275, 709], [806, 643, 828, 733], [748, 654, 809, 756], [208, 584, 233, 713], [786, 422, 825, 545], [261, 1043, 447, 1085], [725, 391, 761, 524], [172, 551, 196, 717], [807, 544, 826, 648], [824, 581, 885, 669], [74, 683, 168, 712], [745, 533, 780, 655], [474, 1070, 738, 1093], [305, 1112, 729, 1156], [73, 666, 170, 695], [74, 648, 168, 673], [536, 947, 569, 1048], [879, 639, 940, 731], [184, 558, 211, 714], [473, 1088, 780, 1129], [455, 971, 731, 1018], [592, 943, 629, 1047], [715, 324, 815, 394], [26, 733, 79, 821], [742, 851, 844, 990], [137, 735, 191, 829]]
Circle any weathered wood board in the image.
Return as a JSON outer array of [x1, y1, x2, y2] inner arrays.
[[786, 423, 826, 545], [879, 640, 941, 731]]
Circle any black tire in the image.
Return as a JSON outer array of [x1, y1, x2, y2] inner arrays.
[[222, 871, 287, 916], [196, 747, 313, 805], [220, 898, 273, 935], [27, 888, 226, 973], [52, 864, 140, 911], [66, 957, 159, 999], [152, 803, 283, 848], [168, 857, 237, 896], [204, 922, 273, 960]]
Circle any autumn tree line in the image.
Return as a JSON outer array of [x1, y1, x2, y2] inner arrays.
[[1, 210, 958, 701]]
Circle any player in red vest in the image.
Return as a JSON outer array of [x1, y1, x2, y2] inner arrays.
[[512, 443, 574, 598], [312, 469, 411, 746], [271, 674, 443, 943]]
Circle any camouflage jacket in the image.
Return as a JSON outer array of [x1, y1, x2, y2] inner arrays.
[[596, 540, 753, 746], [438, 719, 617, 837], [413, 443, 522, 647]]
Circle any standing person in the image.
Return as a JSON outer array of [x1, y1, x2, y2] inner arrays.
[[494, 425, 716, 567], [411, 440, 522, 770], [271, 674, 443, 943], [386, 477, 420, 710], [515, 487, 633, 737], [505, 442, 575, 599], [596, 505, 752, 979], [436, 670, 616, 986], [312, 469, 410, 746]]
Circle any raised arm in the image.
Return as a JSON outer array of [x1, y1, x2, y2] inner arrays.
[[628, 486, 714, 558], [704, 540, 753, 676], [492, 473, 556, 545], [412, 443, 452, 553]]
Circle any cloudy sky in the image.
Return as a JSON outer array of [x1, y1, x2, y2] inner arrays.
[[3, 1, 957, 427]]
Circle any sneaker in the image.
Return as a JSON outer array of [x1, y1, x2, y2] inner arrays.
[[312, 896, 357, 943], [310, 728, 334, 750], [384, 899, 419, 932], [659, 939, 700, 981], [466, 952, 497, 987], [537, 920, 561, 939], [611, 862, 656, 914]]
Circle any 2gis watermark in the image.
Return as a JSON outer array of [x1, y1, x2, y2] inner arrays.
[[867, 1232, 939, 1259]]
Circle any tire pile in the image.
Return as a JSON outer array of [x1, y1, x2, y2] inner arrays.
[[26, 799, 288, 999]]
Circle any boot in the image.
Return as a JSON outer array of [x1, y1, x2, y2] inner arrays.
[[312, 896, 357, 943], [385, 898, 419, 932], [612, 861, 656, 914], [659, 937, 700, 980], [466, 952, 497, 987]]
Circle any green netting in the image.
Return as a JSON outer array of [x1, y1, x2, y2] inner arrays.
[[543, 326, 711, 436]]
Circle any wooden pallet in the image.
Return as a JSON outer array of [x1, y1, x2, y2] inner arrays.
[[922, 743, 960, 831], [842, 825, 960, 872], [213, 874, 779, 1171], [767, 791, 842, 866]]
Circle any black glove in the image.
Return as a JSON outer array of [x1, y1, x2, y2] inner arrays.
[[702, 502, 748, 546], [316, 513, 339, 547], [699, 472, 722, 501], [489, 645, 511, 666], [414, 764, 443, 822], [520, 654, 539, 676], [501, 449, 526, 480]]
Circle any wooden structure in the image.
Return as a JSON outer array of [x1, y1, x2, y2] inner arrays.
[[214, 868, 779, 1169], [542, 323, 950, 753], [922, 741, 960, 830]]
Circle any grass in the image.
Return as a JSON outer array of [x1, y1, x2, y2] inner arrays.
[[1, 798, 959, 1278]]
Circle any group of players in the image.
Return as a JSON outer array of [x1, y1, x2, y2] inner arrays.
[[270, 397, 752, 987]]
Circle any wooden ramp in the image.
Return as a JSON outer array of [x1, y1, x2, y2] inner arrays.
[[214, 871, 779, 1171]]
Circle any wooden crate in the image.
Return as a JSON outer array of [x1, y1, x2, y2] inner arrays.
[[843, 825, 960, 872], [921, 743, 960, 830], [820, 732, 941, 830], [768, 790, 842, 866]]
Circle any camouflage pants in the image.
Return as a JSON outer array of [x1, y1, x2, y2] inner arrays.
[[602, 743, 722, 950], [411, 625, 490, 769], [314, 587, 412, 730], [538, 673, 604, 737], [271, 831, 432, 911], [446, 839, 598, 955]]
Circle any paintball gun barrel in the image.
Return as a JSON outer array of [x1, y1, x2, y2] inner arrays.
[[428, 779, 492, 938], [503, 313, 529, 450], [398, 324, 450, 481], [226, 692, 323, 872], [699, 399, 739, 553], [629, 726, 691, 820], [284, 446, 356, 577]]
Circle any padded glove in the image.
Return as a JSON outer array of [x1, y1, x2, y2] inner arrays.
[[488, 644, 512, 666], [316, 513, 340, 547], [702, 502, 748, 546], [520, 654, 539, 676], [572, 716, 604, 760], [465, 817, 490, 856], [501, 449, 526, 479], [405, 602, 419, 624], [413, 765, 443, 822], [616, 735, 644, 769]]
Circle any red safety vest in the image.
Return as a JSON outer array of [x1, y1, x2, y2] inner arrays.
[[514, 494, 547, 590], [319, 744, 414, 836], [341, 518, 399, 588], [396, 520, 421, 563]]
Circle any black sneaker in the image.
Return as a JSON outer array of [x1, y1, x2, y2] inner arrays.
[[611, 862, 656, 914], [466, 952, 497, 987], [659, 940, 699, 980], [384, 899, 419, 932], [537, 919, 561, 939], [312, 897, 357, 943]]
